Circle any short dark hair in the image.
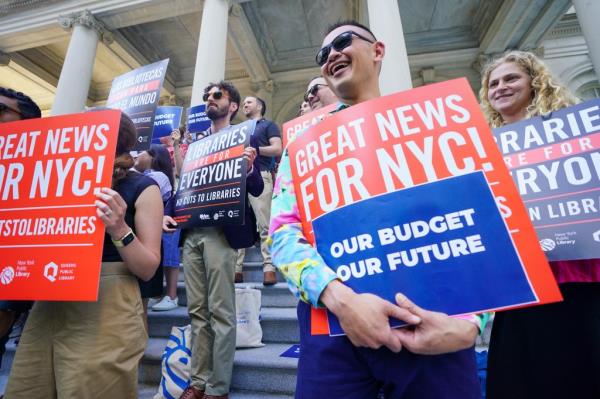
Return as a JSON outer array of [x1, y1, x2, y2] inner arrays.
[[255, 96, 266, 116], [204, 80, 241, 120], [0, 87, 41, 120], [325, 20, 377, 41]]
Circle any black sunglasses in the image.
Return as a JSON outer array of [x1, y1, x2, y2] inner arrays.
[[306, 83, 328, 98], [202, 91, 225, 102], [0, 102, 22, 116], [316, 31, 375, 66]]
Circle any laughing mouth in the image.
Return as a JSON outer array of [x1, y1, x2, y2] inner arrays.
[[330, 62, 349, 75]]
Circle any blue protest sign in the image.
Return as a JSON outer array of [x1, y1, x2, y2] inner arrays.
[[106, 59, 169, 151], [187, 104, 212, 136], [312, 172, 537, 336], [152, 106, 183, 144]]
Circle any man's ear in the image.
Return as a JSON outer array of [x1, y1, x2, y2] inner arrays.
[[374, 41, 385, 62], [230, 102, 239, 114]]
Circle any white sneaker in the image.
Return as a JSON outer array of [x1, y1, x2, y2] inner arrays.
[[152, 296, 178, 311], [147, 297, 161, 308]]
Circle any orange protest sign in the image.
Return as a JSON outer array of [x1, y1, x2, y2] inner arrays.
[[287, 79, 562, 335], [0, 110, 120, 301], [282, 103, 337, 148]]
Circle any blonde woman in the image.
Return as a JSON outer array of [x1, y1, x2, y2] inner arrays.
[[480, 51, 599, 399]]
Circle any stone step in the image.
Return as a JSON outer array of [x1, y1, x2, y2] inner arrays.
[[0, 340, 297, 397], [139, 339, 298, 395], [148, 306, 299, 344], [171, 282, 297, 308]]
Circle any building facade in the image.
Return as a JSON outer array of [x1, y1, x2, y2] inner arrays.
[[0, 0, 598, 124]]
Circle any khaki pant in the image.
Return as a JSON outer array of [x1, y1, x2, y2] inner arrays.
[[183, 227, 236, 396], [236, 170, 275, 273], [5, 262, 147, 399]]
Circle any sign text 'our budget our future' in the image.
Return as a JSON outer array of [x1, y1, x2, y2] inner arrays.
[[0, 110, 120, 301], [327, 208, 482, 281]]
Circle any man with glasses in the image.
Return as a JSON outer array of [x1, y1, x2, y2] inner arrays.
[[0, 87, 41, 370], [167, 81, 263, 399], [269, 21, 482, 398], [305, 76, 338, 111], [235, 96, 282, 285]]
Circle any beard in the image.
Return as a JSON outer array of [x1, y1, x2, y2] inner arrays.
[[206, 103, 229, 120]]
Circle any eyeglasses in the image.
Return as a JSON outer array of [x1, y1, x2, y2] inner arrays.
[[202, 90, 226, 102], [0, 102, 22, 116], [306, 83, 328, 98], [316, 31, 375, 66]]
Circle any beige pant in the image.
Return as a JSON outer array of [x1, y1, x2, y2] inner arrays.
[[236, 170, 275, 273], [183, 226, 236, 396], [4, 262, 147, 399]]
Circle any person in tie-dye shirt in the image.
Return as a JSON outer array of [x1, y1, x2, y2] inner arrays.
[[269, 20, 484, 399]]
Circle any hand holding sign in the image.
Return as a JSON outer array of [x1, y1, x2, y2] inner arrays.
[[393, 293, 478, 355], [244, 146, 257, 171], [320, 280, 421, 352], [162, 215, 177, 233], [171, 128, 181, 145], [95, 187, 129, 239]]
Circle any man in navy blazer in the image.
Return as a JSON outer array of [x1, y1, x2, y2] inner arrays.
[[166, 80, 263, 399]]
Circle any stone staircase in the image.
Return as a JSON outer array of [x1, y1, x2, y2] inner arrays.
[[138, 245, 299, 398]]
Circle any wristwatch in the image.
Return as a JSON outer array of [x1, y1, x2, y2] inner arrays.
[[111, 229, 136, 248]]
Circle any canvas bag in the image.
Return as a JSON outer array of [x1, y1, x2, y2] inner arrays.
[[154, 325, 192, 399], [235, 287, 264, 348]]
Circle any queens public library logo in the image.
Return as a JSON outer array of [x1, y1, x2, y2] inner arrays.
[[43, 262, 59, 283], [0, 266, 15, 285]]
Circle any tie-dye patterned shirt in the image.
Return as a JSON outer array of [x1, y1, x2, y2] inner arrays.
[[268, 104, 486, 331]]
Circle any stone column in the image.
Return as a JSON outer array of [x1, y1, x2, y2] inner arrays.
[[572, 0, 600, 78], [190, 0, 231, 105], [52, 10, 112, 115], [367, 0, 412, 94]]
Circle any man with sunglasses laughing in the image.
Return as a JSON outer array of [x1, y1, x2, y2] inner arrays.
[[305, 76, 338, 111], [168, 81, 263, 399], [269, 21, 482, 399]]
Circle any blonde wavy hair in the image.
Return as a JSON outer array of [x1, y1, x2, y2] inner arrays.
[[479, 51, 578, 128]]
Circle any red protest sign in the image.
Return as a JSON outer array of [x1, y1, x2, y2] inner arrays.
[[282, 103, 337, 148], [287, 78, 562, 334], [0, 110, 120, 301]]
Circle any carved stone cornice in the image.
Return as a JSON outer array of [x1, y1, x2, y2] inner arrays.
[[58, 10, 113, 45], [250, 79, 275, 94]]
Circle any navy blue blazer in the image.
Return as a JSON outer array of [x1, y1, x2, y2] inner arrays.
[[223, 155, 263, 249]]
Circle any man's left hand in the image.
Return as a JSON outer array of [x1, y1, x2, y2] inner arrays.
[[392, 293, 478, 355]]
